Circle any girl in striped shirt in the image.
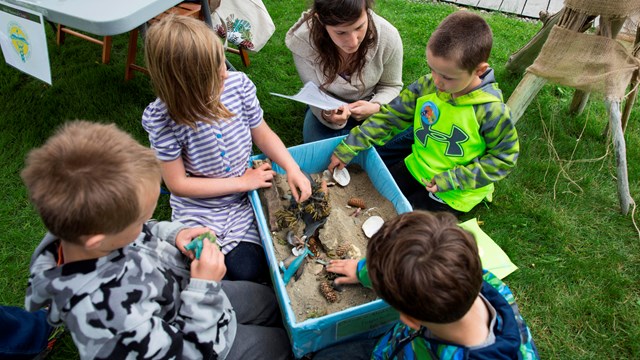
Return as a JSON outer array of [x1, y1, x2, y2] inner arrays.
[[141, 15, 311, 283]]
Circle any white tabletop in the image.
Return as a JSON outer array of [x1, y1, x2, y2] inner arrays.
[[3, 0, 183, 35]]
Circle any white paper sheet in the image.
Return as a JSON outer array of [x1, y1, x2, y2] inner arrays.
[[270, 82, 347, 110], [0, 1, 51, 84]]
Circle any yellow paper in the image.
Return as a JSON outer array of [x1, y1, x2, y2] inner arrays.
[[459, 218, 518, 279]]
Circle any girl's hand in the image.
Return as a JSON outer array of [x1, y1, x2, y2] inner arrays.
[[176, 227, 213, 260], [348, 100, 380, 121], [191, 238, 226, 282], [326, 259, 359, 286], [327, 154, 346, 173], [322, 105, 351, 126], [287, 169, 312, 203], [241, 162, 276, 191]]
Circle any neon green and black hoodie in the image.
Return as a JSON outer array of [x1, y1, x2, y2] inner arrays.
[[333, 69, 519, 212]]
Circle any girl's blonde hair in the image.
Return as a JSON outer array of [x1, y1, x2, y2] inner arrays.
[[145, 15, 233, 127]]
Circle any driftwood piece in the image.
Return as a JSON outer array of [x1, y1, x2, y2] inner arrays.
[[606, 100, 632, 215], [506, 73, 548, 123], [253, 159, 281, 231], [621, 25, 640, 132]]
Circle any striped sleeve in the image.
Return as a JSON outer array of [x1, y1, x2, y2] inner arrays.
[[236, 72, 263, 128], [141, 100, 183, 162], [333, 77, 430, 164]]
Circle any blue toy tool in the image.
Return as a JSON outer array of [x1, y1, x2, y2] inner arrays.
[[279, 216, 327, 285], [280, 247, 312, 285], [184, 232, 218, 260]]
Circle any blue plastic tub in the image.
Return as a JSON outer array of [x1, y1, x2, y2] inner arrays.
[[249, 136, 412, 358]]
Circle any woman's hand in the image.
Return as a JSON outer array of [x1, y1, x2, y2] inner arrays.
[[348, 100, 381, 121], [322, 105, 351, 126], [240, 162, 276, 191]]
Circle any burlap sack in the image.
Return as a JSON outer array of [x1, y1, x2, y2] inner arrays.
[[527, 26, 640, 99], [564, 0, 640, 17]]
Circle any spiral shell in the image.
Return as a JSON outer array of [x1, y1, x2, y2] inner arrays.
[[347, 197, 366, 209], [319, 281, 338, 303]]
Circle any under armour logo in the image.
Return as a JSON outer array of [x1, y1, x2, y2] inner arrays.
[[415, 102, 469, 156]]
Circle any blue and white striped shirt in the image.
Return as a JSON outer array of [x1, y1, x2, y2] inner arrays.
[[142, 71, 263, 254]]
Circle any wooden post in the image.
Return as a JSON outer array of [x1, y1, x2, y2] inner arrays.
[[620, 24, 640, 132], [505, 9, 563, 75], [569, 90, 590, 115], [506, 73, 548, 124], [606, 100, 631, 215]]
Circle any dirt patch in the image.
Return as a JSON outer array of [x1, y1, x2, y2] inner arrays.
[[258, 163, 397, 321]]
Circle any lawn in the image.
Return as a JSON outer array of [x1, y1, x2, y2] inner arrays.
[[1, 0, 639, 359]]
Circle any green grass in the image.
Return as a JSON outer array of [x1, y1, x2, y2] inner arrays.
[[1, 0, 639, 358]]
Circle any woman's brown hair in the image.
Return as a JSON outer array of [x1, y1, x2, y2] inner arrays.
[[299, 0, 377, 90]]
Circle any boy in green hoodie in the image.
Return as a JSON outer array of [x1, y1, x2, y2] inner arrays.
[[328, 11, 519, 215]]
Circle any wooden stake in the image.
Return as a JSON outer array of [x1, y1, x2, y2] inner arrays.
[[606, 100, 631, 215]]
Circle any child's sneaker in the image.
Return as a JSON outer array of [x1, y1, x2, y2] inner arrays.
[[33, 325, 65, 360]]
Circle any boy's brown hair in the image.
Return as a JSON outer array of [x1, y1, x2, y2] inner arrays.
[[21, 121, 161, 244], [367, 211, 483, 323], [144, 15, 233, 128], [427, 11, 493, 73]]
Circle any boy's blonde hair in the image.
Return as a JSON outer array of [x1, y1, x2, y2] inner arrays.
[[144, 15, 233, 128], [21, 121, 161, 244], [428, 11, 493, 73]]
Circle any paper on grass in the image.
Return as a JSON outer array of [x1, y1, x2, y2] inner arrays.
[[270, 82, 347, 110], [459, 218, 518, 279]]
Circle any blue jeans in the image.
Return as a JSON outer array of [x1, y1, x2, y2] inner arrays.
[[224, 241, 270, 284], [302, 108, 413, 168], [0, 306, 51, 359]]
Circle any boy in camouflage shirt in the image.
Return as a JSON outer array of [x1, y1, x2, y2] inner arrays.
[[22, 121, 291, 359], [329, 11, 519, 215]]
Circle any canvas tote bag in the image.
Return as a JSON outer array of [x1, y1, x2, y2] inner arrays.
[[212, 0, 275, 52]]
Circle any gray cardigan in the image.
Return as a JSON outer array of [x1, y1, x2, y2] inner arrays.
[[285, 10, 403, 129]]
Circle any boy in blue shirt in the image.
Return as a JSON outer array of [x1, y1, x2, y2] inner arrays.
[[322, 211, 539, 359]]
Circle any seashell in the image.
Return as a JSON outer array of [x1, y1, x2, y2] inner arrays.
[[319, 281, 338, 303], [322, 169, 333, 181], [347, 197, 366, 209], [332, 167, 351, 187], [362, 216, 384, 238], [286, 230, 303, 247]]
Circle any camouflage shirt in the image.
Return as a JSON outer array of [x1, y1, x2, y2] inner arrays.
[[25, 221, 236, 359]]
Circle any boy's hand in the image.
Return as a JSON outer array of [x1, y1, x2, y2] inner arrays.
[[176, 227, 212, 260], [287, 169, 312, 203], [241, 162, 276, 191], [322, 105, 351, 126], [422, 178, 438, 193], [327, 154, 346, 173], [348, 100, 380, 121], [326, 259, 359, 286], [191, 238, 226, 282]]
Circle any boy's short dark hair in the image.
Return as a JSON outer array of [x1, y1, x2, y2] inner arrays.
[[21, 121, 161, 244], [427, 11, 493, 73], [367, 211, 483, 323]]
